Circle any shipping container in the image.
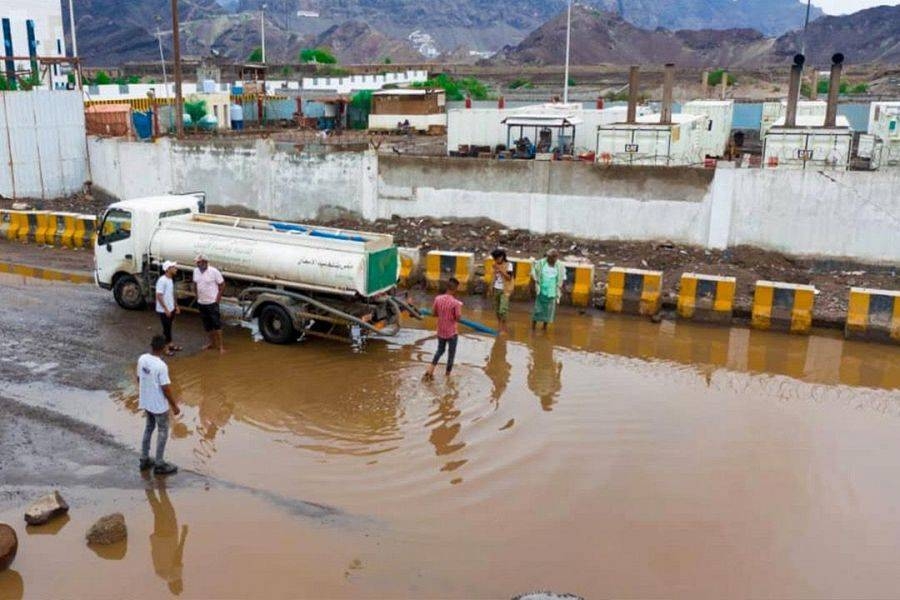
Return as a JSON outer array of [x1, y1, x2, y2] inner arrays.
[[867, 101, 900, 166], [762, 115, 852, 170], [596, 113, 708, 166], [681, 100, 734, 158], [760, 100, 827, 137]]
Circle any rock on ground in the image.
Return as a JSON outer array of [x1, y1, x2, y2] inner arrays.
[[85, 513, 127, 545], [512, 593, 584, 600], [24, 491, 69, 526], [0, 523, 17, 571]]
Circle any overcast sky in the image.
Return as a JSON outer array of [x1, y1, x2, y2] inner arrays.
[[812, 0, 899, 14]]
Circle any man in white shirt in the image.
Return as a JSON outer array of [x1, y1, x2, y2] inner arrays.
[[192, 254, 226, 353], [138, 335, 181, 476], [155, 261, 181, 356]]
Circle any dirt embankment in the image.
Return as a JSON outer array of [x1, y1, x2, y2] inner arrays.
[[0, 189, 116, 216]]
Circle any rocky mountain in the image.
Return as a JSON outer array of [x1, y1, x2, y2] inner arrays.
[[494, 4, 900, 68], [773, 5, 900, 66], [493, 5, 774, 68], [310, 21, 425, 64]]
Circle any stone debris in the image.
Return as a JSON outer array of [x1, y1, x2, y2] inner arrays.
[[512, 592, 584, 600], [0, 523, 17, 571], [24, 491, 69, 526], [85, 513, 127, 545]]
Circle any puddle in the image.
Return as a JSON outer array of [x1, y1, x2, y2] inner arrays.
[[3, 306, 900, 597]]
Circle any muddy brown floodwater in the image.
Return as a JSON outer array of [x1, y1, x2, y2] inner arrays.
[[2, 296, 900, 598]]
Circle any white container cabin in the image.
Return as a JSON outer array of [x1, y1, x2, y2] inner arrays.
[[595, 113, 708, 166], [762, 115, 852, 170], [681, 99, 734, 158]]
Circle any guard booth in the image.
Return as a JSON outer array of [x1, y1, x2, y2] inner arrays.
[[502, 114, 581, 159]]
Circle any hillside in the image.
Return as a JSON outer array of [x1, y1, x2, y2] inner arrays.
[[493, 6, 774, 68], [494, 4, 900, 68], [773, 5, 900, 66]]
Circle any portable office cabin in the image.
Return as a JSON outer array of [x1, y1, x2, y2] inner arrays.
[[596, 113, 708, 166], [763, 115, 852, 169], [368, 88, 447, 132], [681, 100, 734, 158], [760, 100, 827, 136], [868, 101, 900, 166]]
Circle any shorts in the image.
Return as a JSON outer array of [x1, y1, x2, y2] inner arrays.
[[198, 303, 222, 332], [493, 290, 510, 319]]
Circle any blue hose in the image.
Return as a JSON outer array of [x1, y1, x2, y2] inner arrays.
[[417, 307, 498, 336]]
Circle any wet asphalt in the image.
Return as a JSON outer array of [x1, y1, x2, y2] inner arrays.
[[0, 276, 342, 522]]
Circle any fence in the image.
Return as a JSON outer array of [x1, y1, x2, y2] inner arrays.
[[0, 90, 87, 198]]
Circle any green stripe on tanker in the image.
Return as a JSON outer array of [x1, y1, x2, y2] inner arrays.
[[367, 247, 400, 295]]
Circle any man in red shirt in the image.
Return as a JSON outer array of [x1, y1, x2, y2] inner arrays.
[[424, 277, 463, 380]]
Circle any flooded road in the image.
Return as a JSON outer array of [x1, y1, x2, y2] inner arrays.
[[3, 284, 900, 598]]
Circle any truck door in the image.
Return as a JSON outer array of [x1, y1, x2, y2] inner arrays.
[[95, 208, 135, 285]]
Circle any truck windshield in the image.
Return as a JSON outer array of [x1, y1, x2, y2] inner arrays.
[[98, 209, 132, 245]]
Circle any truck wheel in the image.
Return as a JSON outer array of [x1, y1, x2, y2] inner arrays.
[[259, 304, 295, 344], [113, 276, 146, 310]]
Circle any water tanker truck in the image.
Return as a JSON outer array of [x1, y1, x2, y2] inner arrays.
[[94, 193, 416, 345]]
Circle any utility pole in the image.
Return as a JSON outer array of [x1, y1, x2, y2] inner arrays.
[[563, 0, 572, 104], [66, 0, 79, 86], [156, 22, 169, 98], [171, 0, 183, 137], [801, 0, 812, 56], [260, 4, 267, 63]]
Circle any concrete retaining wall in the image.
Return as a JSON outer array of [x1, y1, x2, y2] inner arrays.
[[88, 136, 376, 221], [88, 137, 900, 264]]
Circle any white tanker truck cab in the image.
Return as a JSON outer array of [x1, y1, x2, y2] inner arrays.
[[94, 193, 414, 346]]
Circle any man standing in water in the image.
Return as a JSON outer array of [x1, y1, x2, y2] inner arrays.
[[192, 254, 226, 353], [138, 335, 181, 476], [155, 261, 181, 356], [424, 278, 463, 380], [531, 249, 566, 330], [490, 248, 514, 334]]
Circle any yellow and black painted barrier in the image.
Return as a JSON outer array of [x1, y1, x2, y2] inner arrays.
[[606, 267, 662, 315], [425, 250, 475, 293], [0, 209, 96, 248], [483, 256, 534, 300], [846, 287, 900, 344], [751, 280, 815, 334], [0, 261, 94, 285], [677, 273, 736, 323], [561, 262, 595, 307]]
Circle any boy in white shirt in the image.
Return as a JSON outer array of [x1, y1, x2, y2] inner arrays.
[[137, 335, 182, 475], [155, 261, 181, 356]]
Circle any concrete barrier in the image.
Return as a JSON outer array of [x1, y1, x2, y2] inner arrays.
[[561, 262, 595, 307], [0, 210, 96, 248], [0, 261, 94, 284], [751, 280, 815, 334], [397, 247, 421, 286], [74, 215, 97, 248], [425, 250, 475, 292], [677, 273, 736, 323], [483, 256, 534, 300], [846, 287, 900, 344], [606, 267, 662, 315]]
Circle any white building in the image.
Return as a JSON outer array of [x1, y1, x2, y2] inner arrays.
[[0, 0, 67, 89], [681, 99, 734, 158], [763, 115, 852, 170], [596, 113, 710, 166]]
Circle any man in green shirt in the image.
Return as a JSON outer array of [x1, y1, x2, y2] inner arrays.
[[531, 249, 566, 330]]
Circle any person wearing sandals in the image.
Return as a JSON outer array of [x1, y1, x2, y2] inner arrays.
[[490, 248, 514, 334], [156, 261, 182, 356], [137, 335, 182, 475], [530, 248, 565, 331]]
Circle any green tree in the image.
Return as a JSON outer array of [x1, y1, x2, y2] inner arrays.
[[94, 70, 111, 85], [248, 47, 263, 62], [183, 98, 208, 127], [509, 78, 532, 90], [412, 74, 490, 101], [708, 69, 735, 87], [299, 48, 337, 64], [383, 57, 392, 65], [850, 82, 869, 94]]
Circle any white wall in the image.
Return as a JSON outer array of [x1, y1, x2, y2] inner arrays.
[[301, 70, 428, 94], [88, 136, 376, 221], [0, 90, 86, 198], [88, 138, 900, 264]]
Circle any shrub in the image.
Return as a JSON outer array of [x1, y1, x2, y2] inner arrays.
[[248, 47, 263, 62], [300, 48, 337, 64], [509, 78, 532, 90], [413, 74, 490, 101], [708, 69, 735, 87], [184, 98, 208, 126]]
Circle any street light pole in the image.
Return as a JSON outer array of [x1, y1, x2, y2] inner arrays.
[[801, 0, 811, 56], [67, 0, 79, 86], [156, 25, 169, 98], [563, 0, 572, 104], [260, 4, 266, 63], [170, 0, 184, 137]]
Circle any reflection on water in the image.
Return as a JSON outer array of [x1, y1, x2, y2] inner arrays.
[[147, 481, 188, 596], [527, 335, 563, 411], [485, 336, 510, 406]]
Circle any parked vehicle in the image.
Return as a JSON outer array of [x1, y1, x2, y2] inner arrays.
[[94, 193, 414, 345]]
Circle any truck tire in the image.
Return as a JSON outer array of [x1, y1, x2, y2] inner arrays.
[[113, 275, 146, 310], [259, 304, 295, 344]]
